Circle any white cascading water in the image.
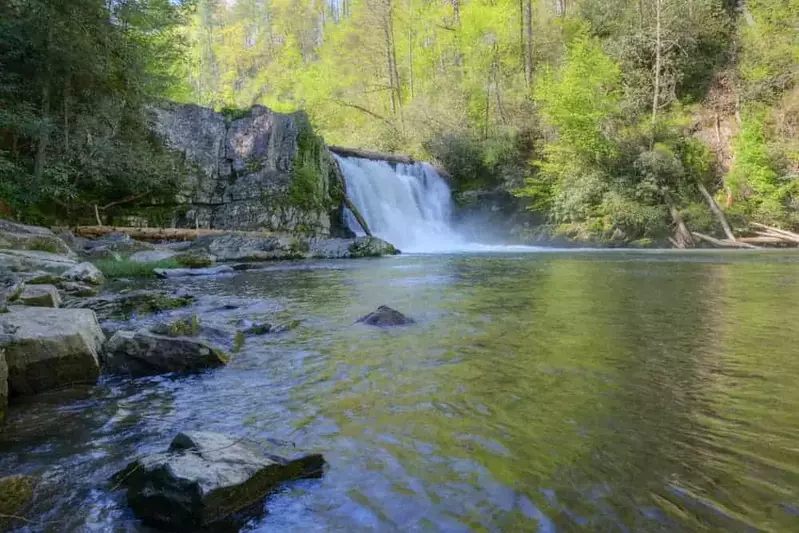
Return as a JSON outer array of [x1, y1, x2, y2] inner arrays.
[[335, 156, 469, 253]]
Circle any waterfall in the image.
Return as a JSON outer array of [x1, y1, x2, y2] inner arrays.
[[335, 156, 467, 253]]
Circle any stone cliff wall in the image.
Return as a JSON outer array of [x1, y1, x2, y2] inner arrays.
[[148, 103, 351, 237]]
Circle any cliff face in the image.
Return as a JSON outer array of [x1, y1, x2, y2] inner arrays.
[[150, 103, 351, 236]]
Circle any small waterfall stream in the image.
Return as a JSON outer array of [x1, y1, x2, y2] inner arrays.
[[335, 155, 468, 252]]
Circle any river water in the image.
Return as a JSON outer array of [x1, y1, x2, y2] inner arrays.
[[3, 250, 799, 532]]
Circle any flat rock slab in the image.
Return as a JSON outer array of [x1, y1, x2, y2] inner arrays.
[[116, 431, 325, 532], [357, 305, 415, 327], [0, 249, 78, 272], [0, 307, 104, 395], [17, 284, 61, 308], [0, 219, 75, 257], [104, 330, 228, 377], [154, 265, 234, 279]]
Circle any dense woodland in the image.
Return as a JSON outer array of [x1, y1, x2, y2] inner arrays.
[[0, 0, 797, 245]]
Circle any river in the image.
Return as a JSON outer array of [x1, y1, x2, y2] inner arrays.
[[2, 250, 799, 532]]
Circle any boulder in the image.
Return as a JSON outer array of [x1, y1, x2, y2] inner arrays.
[[174, 250, 215, 268], [357, 305, 415, 327], [0, 307, 104, 395], [0, 249, 78, 272], [62, 262, 105, 285], [153, 265, 234, 279], [115, 431, 325, 531], [0, 219, 74, 256], [16, 284, 60, 308], [192, 233, 285, 262], [0, 349, 7, 423], [0, 281, 24, 312], [0, 475, 36, 530], [103, 330, 228, 377], [57, 281, 100, 297], [128, 249, 178, 263], [81, 233, 154, 258], [348, 236, 400, 258]]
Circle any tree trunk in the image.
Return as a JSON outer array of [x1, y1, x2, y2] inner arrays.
[[555, 0, 565, 16], [384, 15, 397, 115], [523, 0, 533, 90], [650, 0, 662, 147], [663, 189, 693, 248], [408, 0, 414, 99], [697, 182, 736, 241]]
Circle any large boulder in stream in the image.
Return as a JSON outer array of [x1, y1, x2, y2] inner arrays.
[[0, 219, 74, 256], [357, 306, 415, 327], [0, 307, 104, 395], [115, 431, 325, 532], [310, 236, 399, 258], [103, 330, 228, 377]]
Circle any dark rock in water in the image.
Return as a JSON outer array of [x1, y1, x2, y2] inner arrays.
[[0, 475, 36, 530], [309, 236, 399, 259], [243, 323, 272, 335], [115, 431, 325, 532], [104, 330, 228, 377], [357, 306, 415, 327], [66, 291, 194, 320], [153, 265, 234, 279]]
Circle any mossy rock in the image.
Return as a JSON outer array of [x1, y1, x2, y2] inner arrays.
[[174, 251, 215, 269], [151, 315, 202, 337], [71, 292, 195, 320], [0, 475, 36, 529]]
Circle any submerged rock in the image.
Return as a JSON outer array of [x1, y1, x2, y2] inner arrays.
[[0, 307, 104, 395], [103, 330, 228, 377], [62, 262, 105, 285], [115, 431, 325, 531], [16, 284, 61, 308], [357, 305, 415, 327], [0, 475, 36, 530], [0, 219, 74, 256], [153, 265, 234, 279], [67, 291, 194, 320]]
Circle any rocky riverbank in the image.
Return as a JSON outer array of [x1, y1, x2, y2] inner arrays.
[[0, 217, 402, 528]]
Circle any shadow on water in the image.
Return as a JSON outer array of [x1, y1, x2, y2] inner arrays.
[[2, 252, 799, 531]]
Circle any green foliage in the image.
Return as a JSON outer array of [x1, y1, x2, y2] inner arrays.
[[156, 314, 202, 337], [92, 258, 182, 278]]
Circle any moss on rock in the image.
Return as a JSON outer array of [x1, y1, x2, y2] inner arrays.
[[0, 475, 35, 530]]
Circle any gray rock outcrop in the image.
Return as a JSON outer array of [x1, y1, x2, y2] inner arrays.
[[103, 330, 228, 377], [115, 431, 325, 531], [62, 262, 105, 285], [0, 307, 104, 395], [149, 103, 351, 236], [16, 284, 61, 308], [357, 306, 415, 327]]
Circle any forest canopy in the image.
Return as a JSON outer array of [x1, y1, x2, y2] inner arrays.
[[0, 0, 797, 244]]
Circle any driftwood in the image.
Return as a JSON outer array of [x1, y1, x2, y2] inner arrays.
[[691, 232, 760, 249], [751, 222, 799, 244], [329, 146, 415, 165], [737, 236, 786, 244], [343, 197, 372, 237], [72, 226, 275, 242]]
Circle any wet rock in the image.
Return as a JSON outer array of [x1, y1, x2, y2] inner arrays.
[[357, 305, 415, 327], [192, 233, 285, 262], [115, 431, 325, 532], [66, 291, 194, 320], [103, 330, 228, 377], [175, 250, 215, 268], [0, 307, 104, 395], [0, 219, 75, 256], [0, 348, 7, 422], [243, 323, 272, 335], [62, 262, 105, 285], [128, 249, 178, 263], [0, 475, 36, 530], [22, 271, 62, 285], [154, 265, 234, 279], [309, 236, 399, 259], [16, 284, 60, 308]]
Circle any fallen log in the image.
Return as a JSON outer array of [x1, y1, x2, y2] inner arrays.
[[343, 196, 372, 237], [72, 226, 275, 242], [329, 146, 415, 165], [751, 222, 799, 243], [737, 236, 790, 245], [691, 232, 760, 249], [697, 183, 736, 241]]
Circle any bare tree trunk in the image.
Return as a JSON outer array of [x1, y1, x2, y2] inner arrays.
[[650, 0, 662, 148], [523, 0, 533, 90], [663, 188, 693, 248], [555, 0, 565, 16], [697, 182, 736, 241]]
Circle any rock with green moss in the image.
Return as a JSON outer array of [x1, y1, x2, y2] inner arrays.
[[174, 250, 215, 268], [0, 475, 36, 529], [16, 284, 61, 308], [309, 236, 399, 259], [0, 307, 104, 395], [66, 291, 194, 320], [0, 219, 75, 256], [103, 330, 228, 377]]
